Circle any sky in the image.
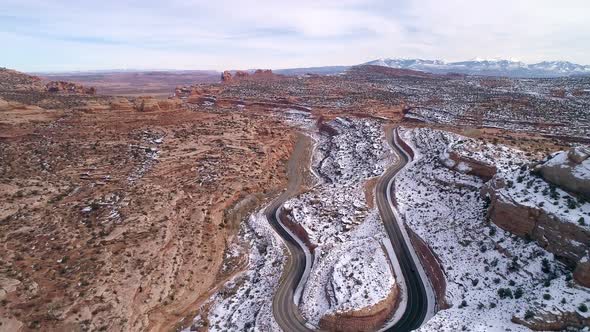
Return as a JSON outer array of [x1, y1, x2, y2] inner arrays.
[[1, 0, 589, 72]]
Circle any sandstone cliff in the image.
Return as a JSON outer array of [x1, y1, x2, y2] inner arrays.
[[482, 176, 590, 286]]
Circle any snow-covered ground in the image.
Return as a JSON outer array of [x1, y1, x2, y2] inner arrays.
[[284, 118, 399, 325], [395, 127, 590, 331], [446, 137, 590, 230], [185, 210, 284, 332]]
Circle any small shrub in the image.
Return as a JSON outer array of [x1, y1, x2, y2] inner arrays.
[[543, 293, 551, 300], [498, 288, 513, 299], [541, 258, 551, 274], [579, 303, 588, 313]]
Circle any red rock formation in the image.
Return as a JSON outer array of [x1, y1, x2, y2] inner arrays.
[[234, 71, 249, 79], [134, 97, 160, 112], [407, 227, 450, 310], [319, 284, 399, 332], [158, 97, 182, 111], [110, 97, 134, 110], [45, 81, 96, 95], [447, 151, 497, 180], [253, 69, 273, 76], [281, 209, 316, 252], [221, 71, 232, 82], [133, 97, 182, 112]]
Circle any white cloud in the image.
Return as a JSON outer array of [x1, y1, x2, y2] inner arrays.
[[1, 0, 589, 71]]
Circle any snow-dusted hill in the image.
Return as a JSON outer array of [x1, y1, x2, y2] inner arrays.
[[364, 58, 590, 78]]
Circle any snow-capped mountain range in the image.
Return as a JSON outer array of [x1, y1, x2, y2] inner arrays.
[[364, 58, 590, 78]]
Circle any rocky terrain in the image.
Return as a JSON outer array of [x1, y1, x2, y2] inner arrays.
[[1, 64, 589, 332], [37, 70, 220, 97], [395, 128, 589, 331], [286, 118, 398, 330], [0, 69, 296, 331]]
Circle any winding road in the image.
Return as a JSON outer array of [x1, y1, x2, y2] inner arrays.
[[376, 128, 429, 331], [267, 127, 429, 332]]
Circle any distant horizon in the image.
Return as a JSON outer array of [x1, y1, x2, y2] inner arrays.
[[3, 0, 589, 72], [24, 57, 590, 75]]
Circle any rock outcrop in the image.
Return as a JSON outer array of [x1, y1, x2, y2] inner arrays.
[[221, 70, 232, 82], [110, 97, 134, 110], [573, 257, 590, 287], [219, 69, 275, 82], [234, 70, 249, 79], [482, 177, 590, 277], [133, 97, 182, 112], [319, 284, 399, 332], [534, 146, 590, 199], [254, 69, 273, 76], [512, 311, 590, 331], [46, 81, 96, 95], [135, 98, 161, 112], [157, 98, 182, 111], [443, 151, 497, 180]]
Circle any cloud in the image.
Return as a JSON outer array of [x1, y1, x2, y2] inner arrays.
[[1, 0, 589, 71]]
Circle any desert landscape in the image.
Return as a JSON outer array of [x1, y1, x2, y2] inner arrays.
[[2, 3, 590, 330], [1, 61, 589, 332]]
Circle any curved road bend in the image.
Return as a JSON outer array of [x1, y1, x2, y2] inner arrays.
[[265, 133, 316, 332], [267, 128, 428, 332], [377, 128, 428, 331]]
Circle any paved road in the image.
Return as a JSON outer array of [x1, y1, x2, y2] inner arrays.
[[377, 128, 428, 331], [266, 134, 316, 332], [268, 128, 428, 332]]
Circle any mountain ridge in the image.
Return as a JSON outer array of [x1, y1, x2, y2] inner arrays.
[[363, 58, 590, 78]]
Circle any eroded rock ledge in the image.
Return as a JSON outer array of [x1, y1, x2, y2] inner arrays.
[[319, 284, 399, 332]]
